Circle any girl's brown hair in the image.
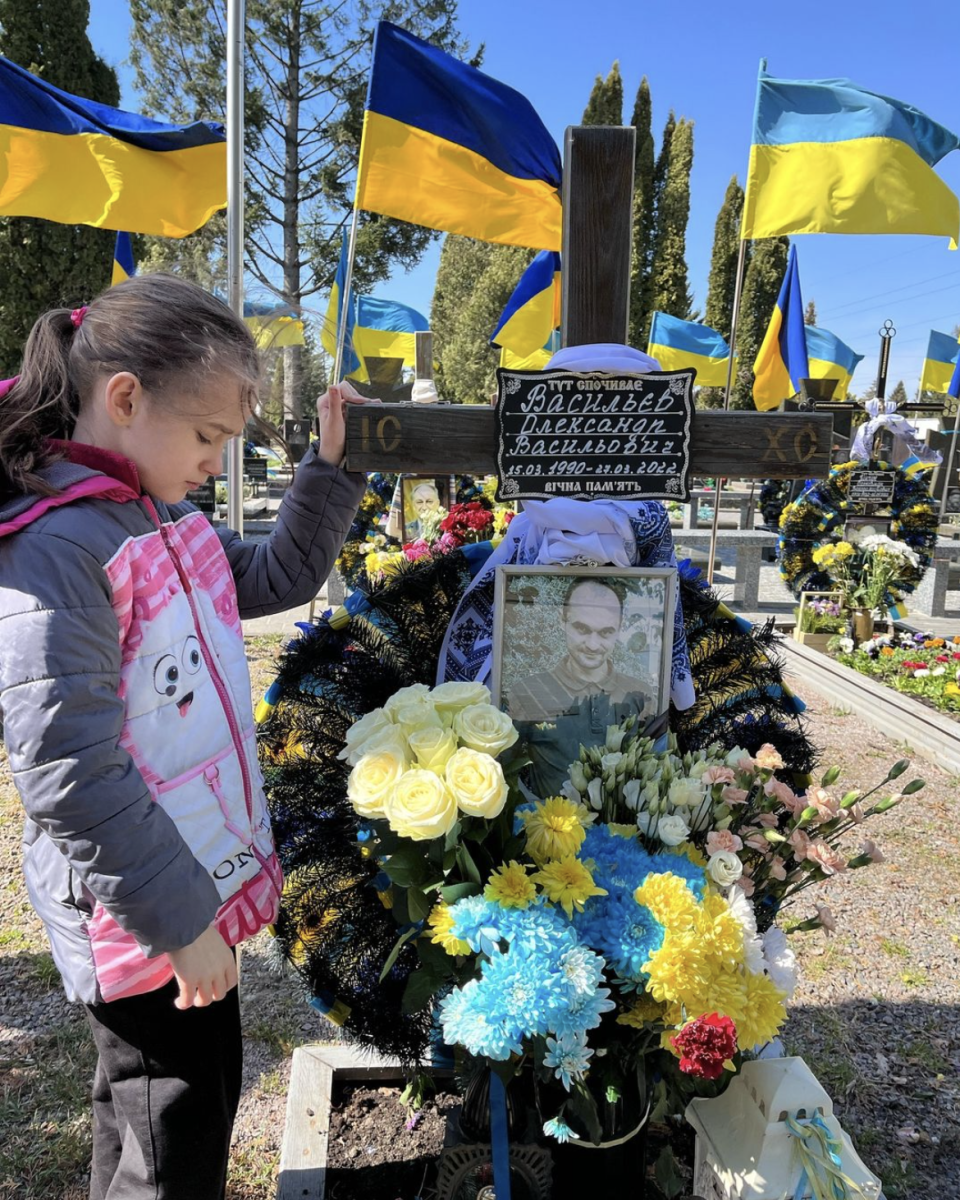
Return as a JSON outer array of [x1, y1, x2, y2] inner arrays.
[[0, 273, 261, 497]]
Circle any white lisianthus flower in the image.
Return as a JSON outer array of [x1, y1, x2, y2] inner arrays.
[[724, 747, 750, 769], [668, 776, 706, 809], [569, 761, 589, 794], [383, 769, 458, 841], [707, 850, 744, 887], [689, 759, 711, 780], [347, 748, 407, 818], [561, 780, 581, 805], [761, 926, 798, 998], [338, 707, 392, 763], [605, 725, 627, 753], [445, 747, 508, 818], [623, 779, 641, 811], [383, 683, 432, 720], [657, 813, 690, 846], [601, 752, 624, 772], [587, 777, 603, 811], [406, 726, 458, 774], [453, 704, 519, 757]]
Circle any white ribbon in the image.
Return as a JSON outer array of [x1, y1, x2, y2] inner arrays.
[[848, 399, 942, 466]]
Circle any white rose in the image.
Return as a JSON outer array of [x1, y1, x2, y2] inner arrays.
[[430, 681, 492, 716], [338, 707, 392, 763], [668, 776, 706, 809], [657, 813, 690, 846], [347, 748, 407, 818], [343, 725, 409, 767], [393, 695, 443, 735], [707, 850, 744, 887], [445, 747, 508, 818], [383, 769, 459, 841], [383, 683, 431, 720], [407, 726, 458, 773], [453, 704, 519, 757]]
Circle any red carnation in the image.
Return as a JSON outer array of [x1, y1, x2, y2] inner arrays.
[[670, 1013, 737, 1080]]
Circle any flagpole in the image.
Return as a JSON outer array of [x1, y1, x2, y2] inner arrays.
[[334, 205, 361, 383], [706, 237, 749, 585], [226, 0, 245, 535]]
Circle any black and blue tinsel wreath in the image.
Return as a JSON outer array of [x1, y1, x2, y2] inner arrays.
[[777, 459, 937, 600]]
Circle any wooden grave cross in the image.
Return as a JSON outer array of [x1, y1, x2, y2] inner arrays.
[[344, 126, 833, 487]]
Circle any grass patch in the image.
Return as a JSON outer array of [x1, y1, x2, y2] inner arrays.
[[244, 1017, 302, 1059], [227, 1139, 278, 1197], [899, 969, 928, 988], [879, 937, 910, 959], [255, 1067, 287, 1097], [0, 927, 27, 949], [29, 953, 61, 990], [878, 1156, 921, 1198]]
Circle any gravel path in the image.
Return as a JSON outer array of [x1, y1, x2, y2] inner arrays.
[[0, 639, 956, 1198]]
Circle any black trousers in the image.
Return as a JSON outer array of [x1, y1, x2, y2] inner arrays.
[[84, 978, 242, 1200]]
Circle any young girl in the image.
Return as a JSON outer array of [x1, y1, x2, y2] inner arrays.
[[0, 274, 367, 1199]]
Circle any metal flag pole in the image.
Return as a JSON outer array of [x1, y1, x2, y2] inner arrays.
[[333, 205, 361, 385], [707, 237, 749, 585], [225, 0, 245, 535]]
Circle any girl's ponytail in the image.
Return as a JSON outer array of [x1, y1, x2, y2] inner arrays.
[[0, 308, 81, 497]]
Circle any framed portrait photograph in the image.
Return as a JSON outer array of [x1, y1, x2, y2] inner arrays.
[[401, 476, 453, 542], [491, 566, 677, 798], [843, 516, 891, 546]]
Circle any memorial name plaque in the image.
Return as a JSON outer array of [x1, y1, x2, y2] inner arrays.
[[849, 470, 896, 506], [494, 368, 694, 502]]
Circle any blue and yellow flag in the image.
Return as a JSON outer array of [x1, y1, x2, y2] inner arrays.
[[491, 251, 561, 356], [920, 330, 960, 394], [353, 296, 429, 367], [950, 343, 960, 400], [753, 244, 809, 411], [647, 312, 732, 387], [356, 22, 562, 250], [0, 55, 225, 237], [111, 232, 136, 285], [242, 298, 305, 350], [499, 331, 561, 372], [741, 65, 960, 247], [804, 325, 863, 400], [321, 232, 363, 378]]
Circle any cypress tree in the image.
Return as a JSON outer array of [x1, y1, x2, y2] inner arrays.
[[0, 0, 120, 373], [804, 299, 817, 326], [431, 235, 495, 398], [581, 61, 623, 125], [731, 236, 789, 410], [888, 379, 907, 406], [704, 176, 745, 341], [628, 76, 656, 350], [647, 118, 694, 337]]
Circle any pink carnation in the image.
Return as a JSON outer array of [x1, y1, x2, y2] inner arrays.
[[703, 766, 736, 786], [757, 812, 780, 829], [403, 539, 432, 561], [737, 875, 755, 897], [721, 786, 749, 806], [745, 834, 769, 852], [859, 837, 884, 863], [767, 857, 788, 881], [755, 744, 785, 770], [807, 787, 840, 821], [706, 830, 743, 855], [814, 902, 837, 934], [764, 777, 805, 814], [789, 829, 812, 861], [806, 840, 848, 876]]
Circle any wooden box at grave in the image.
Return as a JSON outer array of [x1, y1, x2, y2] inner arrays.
[[344, 126, 832, 491]]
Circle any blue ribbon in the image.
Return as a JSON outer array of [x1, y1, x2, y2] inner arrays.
[[489, 1070, 512, 1200]]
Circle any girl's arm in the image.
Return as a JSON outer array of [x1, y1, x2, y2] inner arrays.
[[216, 383, 368, 619], [0, 533, 222, 958]]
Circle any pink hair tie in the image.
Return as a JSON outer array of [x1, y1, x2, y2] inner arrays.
[[70, 306, 89, 329]]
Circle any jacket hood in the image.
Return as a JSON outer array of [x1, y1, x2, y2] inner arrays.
[[0, 441, 142, 540]]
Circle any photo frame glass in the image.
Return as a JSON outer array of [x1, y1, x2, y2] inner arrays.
[[492, 566, 677, 798], [401, 476, 452, 542], [843, 516, 891, 546]]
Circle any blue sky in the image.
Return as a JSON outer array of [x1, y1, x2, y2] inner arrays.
[[87, 0, 960, 393]]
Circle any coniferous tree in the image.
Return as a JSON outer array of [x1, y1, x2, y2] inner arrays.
[[704, 177, 745, 341], [731, 236, 789, 410], [628, 76, 656, 349], [0, 0, 120, 373], [647, 118, 694, 337], [888, 379, 908, 406], [581, 61, 623, 125], [431, 235, 496, 399], [804, 299, 817, 326]]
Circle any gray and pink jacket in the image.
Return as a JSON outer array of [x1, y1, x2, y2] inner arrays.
[[0, 439, 364, 1004]]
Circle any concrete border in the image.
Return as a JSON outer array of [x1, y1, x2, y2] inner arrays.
[[782, 640, 960, 774]]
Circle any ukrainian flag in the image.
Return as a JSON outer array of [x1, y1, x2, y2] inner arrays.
[[356, 22, 562, 251], [741, 64, 960, 247], [920, 330, 960, 394], [321, 232, 363, 378], [0, 55, 225, 237], [951, 344, 960, 399], [499, 332, 561, 372], [112, 232, 136, 285], [353, 296, 429, 366], [647, 312, 731, 387], [243, 299, 305, 350], [804, 325, 863, 399], [753, 244, 809, 412], [490, 251, 561, 357]]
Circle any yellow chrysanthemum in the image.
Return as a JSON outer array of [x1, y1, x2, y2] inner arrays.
[[484, 861, 537, 909], [521, 796, 590, 863], [735, 971, 788, 1051], [662, 841, 708, 868], [427, 903, 470, 957], [634, 872, 698, 928], [617, 994, 665, 1028], [532, 856, 607, 918], [607, 823, 639, 840]]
